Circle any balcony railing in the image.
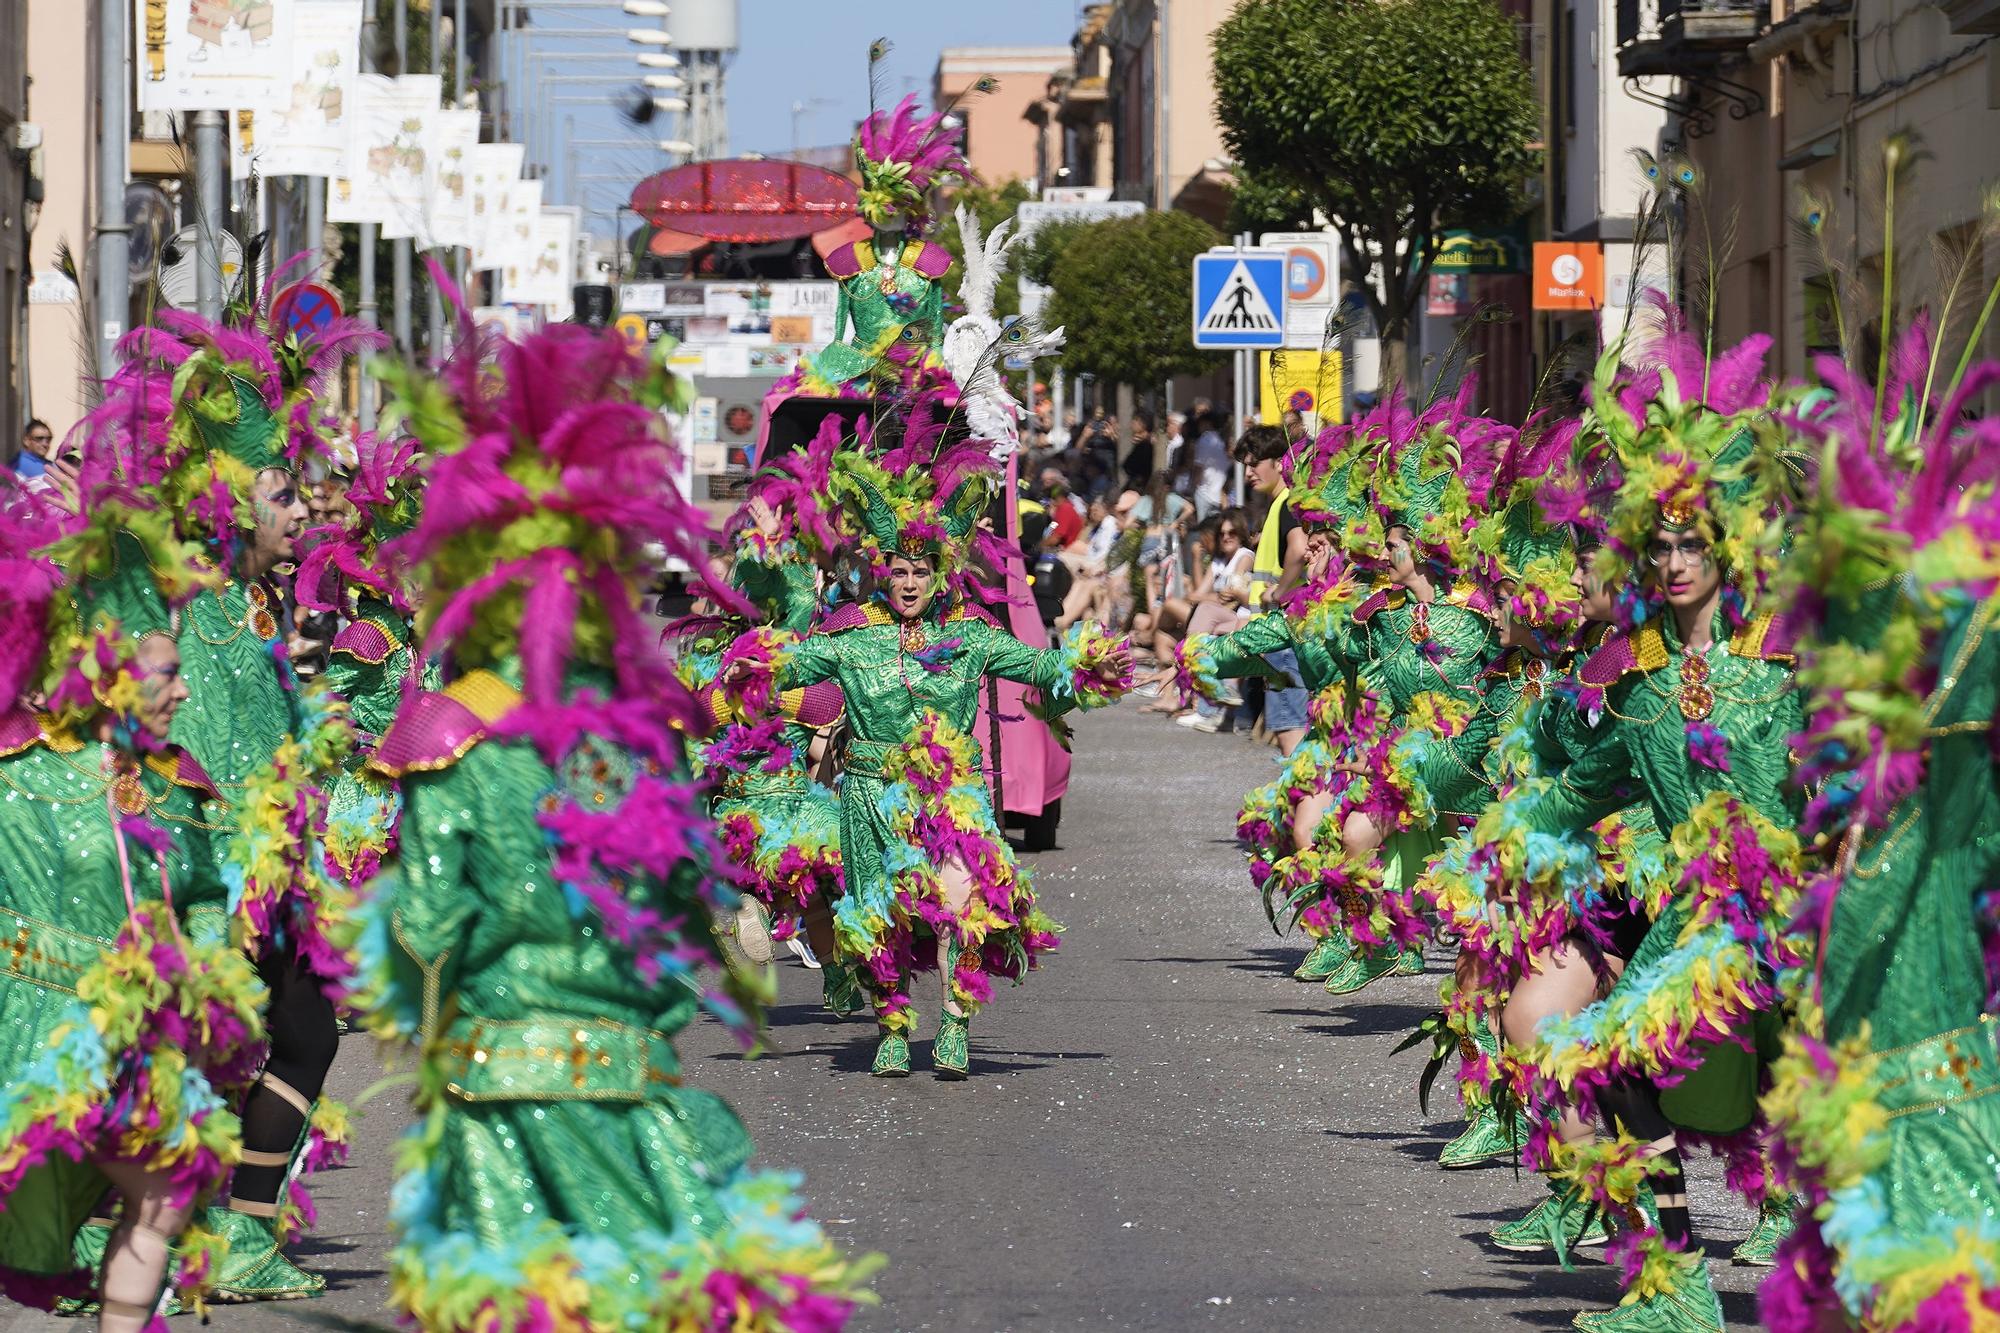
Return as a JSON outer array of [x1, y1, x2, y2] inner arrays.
[[1616, 0, 1768, 75]]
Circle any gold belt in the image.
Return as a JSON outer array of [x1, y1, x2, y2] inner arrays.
[[439, 1016, 683, 1105]]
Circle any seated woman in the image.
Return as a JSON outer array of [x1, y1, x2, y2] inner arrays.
[[1141, 511, 1253, 713]]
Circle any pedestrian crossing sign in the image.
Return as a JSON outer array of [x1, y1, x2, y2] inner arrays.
[[1193, 249, 1287, 349]]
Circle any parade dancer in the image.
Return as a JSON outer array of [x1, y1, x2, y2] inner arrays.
[[1758, 313, 2000, 1330], [353, 323, 877, 1329], [295, 430, 428, 887], [725, 408, 1133, 1079], [1273, 387, 1509, 1004], [1170, 426, 1369, 974], [678, 475, 855, 1011], [1475, 332, 1803, 1331], [0, 449, 265, 1324], [139, 299, 375, 1300]]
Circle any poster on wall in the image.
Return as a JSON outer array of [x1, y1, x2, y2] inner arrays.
[[466, 143, 525, 270], [259, 0, 362, 178], [135, 0, 295, 114], [501, 207, 575, 311], [328, 73, 440, 236], [423, 109, 481, 250]]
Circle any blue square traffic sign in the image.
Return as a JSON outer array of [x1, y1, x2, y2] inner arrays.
[[1192, 250, 1286, 349]]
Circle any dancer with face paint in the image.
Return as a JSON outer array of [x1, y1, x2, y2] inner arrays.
[[721, 398, 1134, 1080]]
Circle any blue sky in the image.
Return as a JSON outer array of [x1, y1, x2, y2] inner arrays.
[[727, 1, 1087, 156]]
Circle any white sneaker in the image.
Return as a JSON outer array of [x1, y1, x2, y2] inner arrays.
[[1176, 711, 1222, 734], [1216, 686, 1244, 707], [787, 935, 822, 970]]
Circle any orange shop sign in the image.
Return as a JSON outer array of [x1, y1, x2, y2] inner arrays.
[[1532, 242, 1605, 311]]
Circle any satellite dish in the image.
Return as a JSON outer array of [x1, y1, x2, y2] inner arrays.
[[125, 183, 175, 285], [157, 224, 245, 310]]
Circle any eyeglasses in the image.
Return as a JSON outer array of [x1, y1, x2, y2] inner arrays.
[[26, 433, 51, 445], [1646, 537, 1713, 568], [1218, 528, 1241, 539]]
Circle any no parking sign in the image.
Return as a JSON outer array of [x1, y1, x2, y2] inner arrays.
[[271, 282, 343, 338]]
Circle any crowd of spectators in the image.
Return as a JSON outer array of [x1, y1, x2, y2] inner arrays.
[[1021, 405, 1311, 752]]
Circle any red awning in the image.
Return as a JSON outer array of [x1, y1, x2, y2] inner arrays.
[[630, 158, 859, 243]]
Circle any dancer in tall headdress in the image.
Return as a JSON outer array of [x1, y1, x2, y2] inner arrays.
[[1756, 152, 2000, 1331], [0, 410, 266, 1325], [122, 286, 377, 1299], [1472, 327, 1804, 1331], [676, 425, 854, 1010], [1269, 385, 1509, 1005], [294, 427, 428, 889], [722, 394, 1134, 1079], [354, 321, 877, 1330]]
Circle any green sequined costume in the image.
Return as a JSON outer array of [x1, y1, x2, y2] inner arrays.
[[0, 727, 257, 1305], [1762, 601, 2000, 1326], [170, 580, 298, 794], [774, 602, 1107, 1034], [359, 665, 870, 1329], [318, 596, 425, 888]]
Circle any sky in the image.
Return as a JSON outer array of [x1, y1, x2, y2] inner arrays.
[[725, 0, 1089, 156]]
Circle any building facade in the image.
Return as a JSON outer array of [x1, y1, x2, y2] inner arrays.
[[1615, 0, 2000, 385], [932, 45, 1072, 190]]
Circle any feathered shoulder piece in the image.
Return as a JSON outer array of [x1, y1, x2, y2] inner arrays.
[[1283, 421, 1368, 537]]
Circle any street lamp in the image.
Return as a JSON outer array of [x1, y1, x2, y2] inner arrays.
[[621, 0, 669, 14], [636, 52, 680, 67], [642, 74, 684, 89], [650, 97, 687, 111], [626, 28, 673, 44]]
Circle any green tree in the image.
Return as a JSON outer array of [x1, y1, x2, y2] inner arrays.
[[1212, 0, 1538, 385], [1042, 210, 1224, 395]]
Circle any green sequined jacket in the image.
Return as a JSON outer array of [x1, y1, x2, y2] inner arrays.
[[170, 578, 298, 791], [1530, 612, 1800, 836]]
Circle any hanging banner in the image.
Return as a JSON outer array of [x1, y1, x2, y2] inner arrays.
[[230, 108, 263, 181], [467, 143, 525, 270], [329, 73, 440, 235], [259, 0, 361, 178], [502, 207, 577, 311], [492, 179, 543, 280], [136, 0, 295, 114], [423, 109, 480, 251]]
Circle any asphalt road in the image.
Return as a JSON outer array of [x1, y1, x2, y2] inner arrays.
[[1, 700, 1765, 1333]]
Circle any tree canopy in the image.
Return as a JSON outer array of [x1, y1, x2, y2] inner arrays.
[[1041, 210, 1225, 394], [1212, 0, 1539, 374]]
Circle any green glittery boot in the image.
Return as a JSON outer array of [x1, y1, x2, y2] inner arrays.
[[821, 959, 865, 1017], [209, 1207, 325, 1302], [1488, 1179, 1610, 1260], [52, 1218, 181, 1318], [933, 1011, 970, 1080], [1571, 1254, 1724, 1332], [1439, 1101, 1528, 1169], [1729, 1195, 1795, 1266], [871, 1029, 911, 1078], [1323, 944, 1408, 996], [1293, 931, 1355, 982]]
